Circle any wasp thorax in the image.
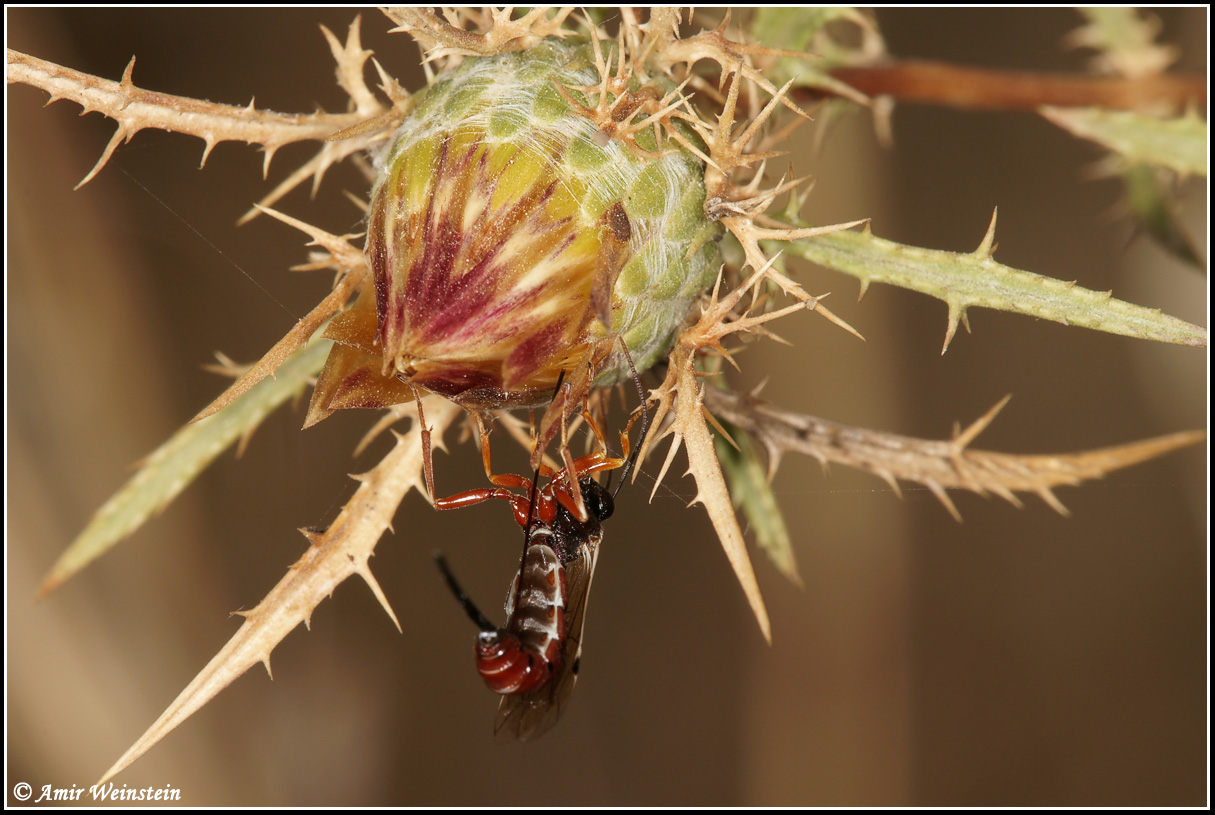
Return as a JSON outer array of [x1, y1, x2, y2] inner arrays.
[[306, 40, 720, 424]]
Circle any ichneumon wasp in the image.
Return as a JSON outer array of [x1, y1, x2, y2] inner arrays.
[[433, 375, 646, 741]]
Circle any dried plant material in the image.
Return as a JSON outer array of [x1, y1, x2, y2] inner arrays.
[[194, 208, 368, 422], [649, 342, 770, 641], [714, 417, 801, 586], [97, 397, 460, 786], [7, 18, 410, 214], [7, 47, 361, 188], [748, 7, 882, 102], [702, 388, 1206, 521], [384, 7, 576, 65], [641, 255, 861, 641]]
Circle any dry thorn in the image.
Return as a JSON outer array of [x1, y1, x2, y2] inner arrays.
[[702, 388, 1206, 519], [194, 207, 368, 421], [96, 398, 460, 787], [7, 44, 370, 188]]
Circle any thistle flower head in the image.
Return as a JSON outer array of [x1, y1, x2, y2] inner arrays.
[[306, 39, 720, 420]]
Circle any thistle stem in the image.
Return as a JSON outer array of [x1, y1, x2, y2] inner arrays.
[[824, 60, 1206, 112]]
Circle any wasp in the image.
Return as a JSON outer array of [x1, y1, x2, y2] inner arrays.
[[434, 393, 643, 741]]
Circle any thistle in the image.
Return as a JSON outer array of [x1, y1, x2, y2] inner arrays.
[[8, 8, 1206, 802], [307, 36, 721, 422]]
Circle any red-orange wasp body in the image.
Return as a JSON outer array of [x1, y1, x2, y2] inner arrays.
[[434, 411, 634, 740]]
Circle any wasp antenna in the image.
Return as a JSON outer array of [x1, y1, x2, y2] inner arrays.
[[520, 465, 541, 555], [433, 551, 496, 633]]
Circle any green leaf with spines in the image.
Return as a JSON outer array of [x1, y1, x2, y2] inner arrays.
[[39, 334, 333, 596], [778, 216, 1208, 351], [1121, 163, 1204, 267], [1070, 8, 1177, 79], [1041, 106, 1207, 177]]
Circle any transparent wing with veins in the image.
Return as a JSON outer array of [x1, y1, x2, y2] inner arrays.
[[493, 531, 601, 742]]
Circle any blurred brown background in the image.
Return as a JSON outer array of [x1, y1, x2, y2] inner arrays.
[[7, 8, 1206, 806]]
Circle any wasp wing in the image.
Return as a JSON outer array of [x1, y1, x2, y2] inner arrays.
[[492, 534, 600, 741]]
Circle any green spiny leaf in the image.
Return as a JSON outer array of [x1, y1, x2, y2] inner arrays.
[[1070, 8, 1177, 78], [779, 217, 1207, 351], [38, 334, 333, 597], [1121, 163, 1204, 267], [1041, 106, 1207, 177]]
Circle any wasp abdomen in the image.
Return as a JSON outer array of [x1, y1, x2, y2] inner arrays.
[[474, 542, 567, 695]]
